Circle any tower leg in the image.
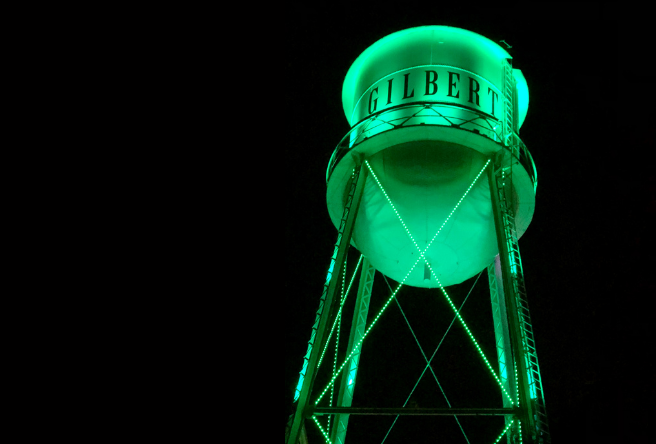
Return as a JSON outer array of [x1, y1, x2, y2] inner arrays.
[[331, 257, 375, 444], [488, 158, 538, 442], [287, 159, 369, 444], [488, 255, 517, 444]]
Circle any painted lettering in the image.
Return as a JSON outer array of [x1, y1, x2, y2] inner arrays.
[[488, 88, 498, 115], [447, 72, 460, 98], [368, 87, 379, 114], [425, 70, 438, 96], [468, 77, 480, 106], [402, 73, 415, 99], [386, 78, 394, 105]]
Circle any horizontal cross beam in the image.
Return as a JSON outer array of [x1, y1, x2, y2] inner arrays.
[[311, 407, 517, 417]]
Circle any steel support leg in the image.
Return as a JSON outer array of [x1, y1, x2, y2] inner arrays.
[[488, 254, 517, 444], [488, 158, 538, 442], [330, 257, 375, 444], [287, 158, 369, 444]]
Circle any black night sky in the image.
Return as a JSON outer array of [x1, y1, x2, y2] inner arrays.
[[283, 7, 653, 443]]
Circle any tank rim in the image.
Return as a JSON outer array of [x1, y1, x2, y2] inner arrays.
[[325, 122, 536, 251], [342, 25, 513, 122]]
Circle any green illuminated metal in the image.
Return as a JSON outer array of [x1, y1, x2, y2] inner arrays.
[[312, 416, 331, 444], [493, 419, 516, 444], [316, 159, 491, 407], [297, 152, 543, 442], [513, 69, 529, 130], [294, 165, 366, 399], [392, 286, 471, 443], [315, 259, 418, 405], [488, 257, 513, 392], [313, 158, 517, 441], [327, 259, 347, 434], [503, 59, 515, 151], [291, 25, 549, 444], [330, 257, 375, 444], [327, 104, 505, 182], [342, 26, 513, 125], [367, 158, 514, 404], [488, 255, 518, 441], [515, 361, 520, 407], [288, 161, 368, 444], [295, 157, 544, 441], [349, 63, 502, 126], [379, 272, 482, 444], [318, 255, 363, 370], [365, 158, 492, 267], [489, 156, 550, 442], [430, 266, 515, 406], [365, 160, 422, 253], [315, 407, 515, 416]]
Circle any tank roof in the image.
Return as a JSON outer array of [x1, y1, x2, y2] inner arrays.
[[342, 26, 513, 124]]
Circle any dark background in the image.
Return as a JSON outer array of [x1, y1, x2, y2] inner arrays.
[[283, 6, 653, 442]]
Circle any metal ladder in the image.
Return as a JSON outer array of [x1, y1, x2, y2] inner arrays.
[[494, 164, 550, 442], [497, 59, 550, 443], [494, 182, 551, 440], [502, 60, 518, 159]]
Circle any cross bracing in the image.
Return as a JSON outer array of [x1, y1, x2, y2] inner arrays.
[[288, 151, 549, 444]]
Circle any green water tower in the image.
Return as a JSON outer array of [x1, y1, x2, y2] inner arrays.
[[288, 26, 550, 444]]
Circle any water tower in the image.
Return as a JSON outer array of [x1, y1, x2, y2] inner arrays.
[[287, 26, 550, 443]]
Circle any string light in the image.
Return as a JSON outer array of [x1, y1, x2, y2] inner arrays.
[[312, 415, 332, 444], [316, 159, 513, 407], [318, 255, 364, 369], [515, 361, 520, 407], [428, 262, 515, 406], [422, 159, 491, 254], [367, 158, 514, 405], [328, 260, 347, 434], [493, 419, 516, 444], [365, 159, 490, 257], [366, 161, 422, 254], [315, 259, 419, 405], [365, 159, 490, 268]]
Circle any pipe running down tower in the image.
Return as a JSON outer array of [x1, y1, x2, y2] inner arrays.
[[288, 26, 550, 444]]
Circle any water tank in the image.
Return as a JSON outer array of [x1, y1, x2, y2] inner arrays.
[[326, 26, 536, 288]]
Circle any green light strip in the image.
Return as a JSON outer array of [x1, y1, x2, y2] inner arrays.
[[368, 158, 514, 406], [379, 273, 481, 444], [366, 160, 422, 253], [365, 159, 490, 259], [315, 159, 495, 406], [318, 255, 364, 369], [519, 419, 523, 444], [392, 290, 472, 444], [493, 419, 516, 444], [328, 261, 346, 434], [312, 415, 332, 444], [429, 263, 515, 406], [420, 159, 490, 253], [515, 361, 520, 407], [315, 260, 419, 405], [295, 167, 364, 402]]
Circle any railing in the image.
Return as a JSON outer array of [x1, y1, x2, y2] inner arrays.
[[327, 102, 537, 194], [512, 134, 538, 194]]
